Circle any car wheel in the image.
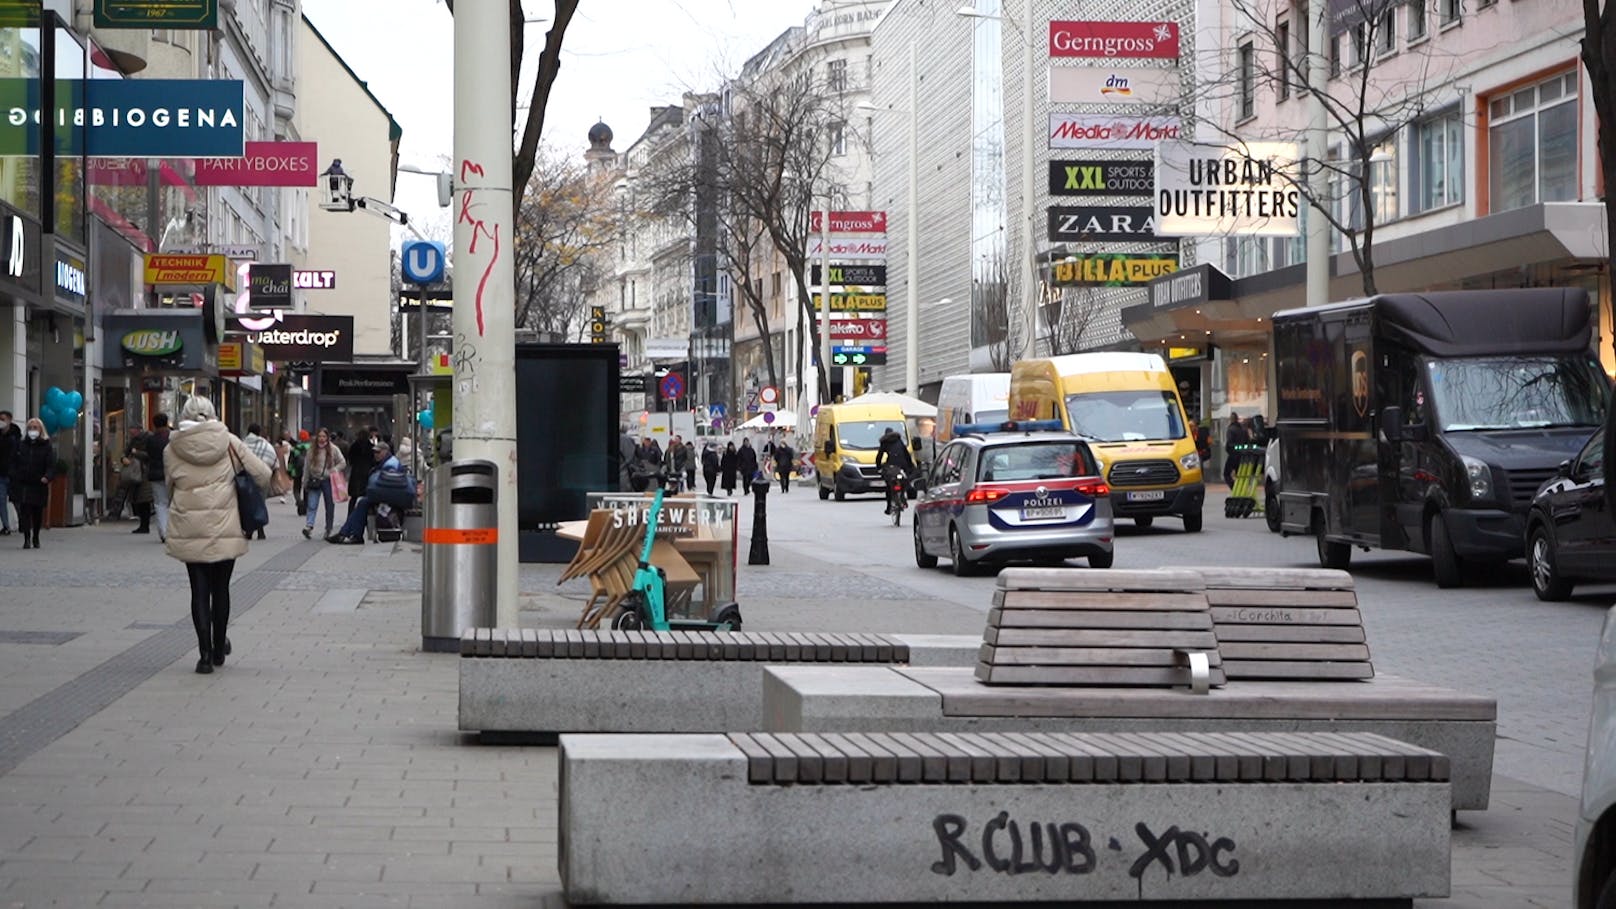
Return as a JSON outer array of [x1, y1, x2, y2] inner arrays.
[[1597, 867, 1616, 909], [818, 483, 830, 500], [1134, 516, 1154, 528], [1315, 512, 1351, 570], [1429, 512, 1465, 589], [833, 485, 845, 501], [949, 526, 977, 577], [1182, 511, 1203, 533], [1089, 549, 1115, 569], [1528, 524, 1573, 602], [1265, 483, 1282, 533], [914, 517, 939, 569]]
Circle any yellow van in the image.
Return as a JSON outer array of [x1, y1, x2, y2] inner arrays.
[[812, 402, 910, 501], [1008, 352, 1205, 531]]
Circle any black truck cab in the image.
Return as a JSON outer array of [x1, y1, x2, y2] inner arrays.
[[1273, 288, 1606, 587]]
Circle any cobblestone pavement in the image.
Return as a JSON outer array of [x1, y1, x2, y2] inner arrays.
[[0, 491, 1585, 905]]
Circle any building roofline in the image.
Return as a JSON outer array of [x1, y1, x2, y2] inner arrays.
[[300, 14, 404, 147]]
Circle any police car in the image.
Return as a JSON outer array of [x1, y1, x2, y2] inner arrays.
[[912, 420, 1114, 576]]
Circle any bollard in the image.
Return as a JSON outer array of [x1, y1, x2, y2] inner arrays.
[[748, 475, 771, 565]]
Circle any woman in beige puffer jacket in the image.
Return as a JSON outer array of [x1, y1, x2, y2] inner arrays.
[[165, 396, 272, 674]]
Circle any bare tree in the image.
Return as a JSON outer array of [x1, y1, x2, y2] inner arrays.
[[443, 0, 579, 209], [511, 150, 615, 339], [974, 252, 1013, 372], [1042, 285, 1106, 356], [1189, 0, 1466, 294]]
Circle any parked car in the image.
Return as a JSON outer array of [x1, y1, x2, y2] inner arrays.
[[1523, 427, 1608, 601], [1577, 605, 1616, 907], [913, 422, 1113, 575]]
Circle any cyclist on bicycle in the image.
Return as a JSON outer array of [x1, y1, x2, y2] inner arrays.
[[874, 427, 915, 515]]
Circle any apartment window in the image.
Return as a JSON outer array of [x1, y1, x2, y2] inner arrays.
[[1328, 32, 1341, 78], [1440, 0, 1461, 25], [771, 271, 782, 298], [829, 120, 846, 157], [1275, 21, 1291, 100], [1410, 111, 1462, 212], [1368, 136, 1398, 223], [1408, 0, 1428, 41], [1349, 23, 1368, 67], [1237, 42, 1256, 119], [827, 58, 847, 93], [1488, 71, 1578, 213], [1374, 8, 1395, 55], [1298, 3, 1311, 87]]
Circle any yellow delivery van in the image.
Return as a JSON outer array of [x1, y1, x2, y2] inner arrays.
[[812, 402, 909, 501], [1008, 352, 1204, 531]]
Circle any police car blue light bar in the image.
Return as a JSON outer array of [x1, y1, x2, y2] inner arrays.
[[953, 419, 1065, 436]]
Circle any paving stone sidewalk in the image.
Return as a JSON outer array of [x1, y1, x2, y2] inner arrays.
[[0, 501, 1576, 906]]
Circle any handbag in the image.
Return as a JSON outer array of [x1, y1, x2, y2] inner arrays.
[[330, 470, 350, 503], [270, 466, 293, 497], [229, 447, 270, 534]]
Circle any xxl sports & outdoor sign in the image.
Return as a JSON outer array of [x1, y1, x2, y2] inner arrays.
[[240, 314, 354, 362], [0, 79, 244, 157], [1048, 160, 1155, 196]]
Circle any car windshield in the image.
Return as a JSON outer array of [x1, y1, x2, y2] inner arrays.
[[839, 421, 905, 450], [1426, 355, 1607, 431], [976, 441, 1096, 482], [1063, 390, 1186, 442]]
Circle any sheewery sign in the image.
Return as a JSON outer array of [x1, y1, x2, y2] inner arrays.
[[1049, 160, 1155, 196], [246, 314, 354, 362], [807, 237, 887, 261], [294, 269, 336, 290], [1049, 21, 1181, 58], [121, 328, 183, 356], [828, 293, 886, 313], [1047, 206, 1159, 242], [1050, 253, 1178, 286], [813, 263, 887, 286], [1050, 114, 1181, 150], [144, 254, 231, 286], [95, 0, 216, 29], [247, 264, 292, 309], [1048, 67, 1179, 105], [0, 79, 244, 157], [194, 141, 317, 187], [810, 210, 888, 234], [1154, 140, 1303, 237]]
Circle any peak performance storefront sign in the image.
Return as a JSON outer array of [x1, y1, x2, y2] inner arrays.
[[0, 79, 245, 157]]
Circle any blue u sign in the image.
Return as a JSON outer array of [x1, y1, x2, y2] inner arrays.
[[401, 240, 446, 285]]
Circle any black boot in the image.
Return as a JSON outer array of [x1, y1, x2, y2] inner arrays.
[[195, 653, 213, 674]]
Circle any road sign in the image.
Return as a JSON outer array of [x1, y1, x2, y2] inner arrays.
[[401, 240, 446, 285], [832, 345, 888, 366], [659, 372, 685, 400], [759, 385, 780, 405]]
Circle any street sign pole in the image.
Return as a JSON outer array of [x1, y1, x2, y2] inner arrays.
[[452, 0, 519, 625]]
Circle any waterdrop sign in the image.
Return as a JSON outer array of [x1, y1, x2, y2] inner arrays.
[[121, 329, 183, 357], [0, 78, 245, 157]]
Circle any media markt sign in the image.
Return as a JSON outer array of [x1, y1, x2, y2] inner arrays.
[[95, 0, 217, 29]]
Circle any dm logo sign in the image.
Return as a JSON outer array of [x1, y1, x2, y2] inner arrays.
[[121, 329, 183, 357]]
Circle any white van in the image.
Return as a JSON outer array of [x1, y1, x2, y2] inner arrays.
[[936, 373, 1012, 442]]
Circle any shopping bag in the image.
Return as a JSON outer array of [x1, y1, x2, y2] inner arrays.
[[270, 467, 293, 497], [330, 471, 350, 504]]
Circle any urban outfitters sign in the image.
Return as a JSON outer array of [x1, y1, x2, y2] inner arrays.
[[1155, 140, 1302, 237], [0, 78, 244, 157]]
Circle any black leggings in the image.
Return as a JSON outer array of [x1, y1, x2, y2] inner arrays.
[[16, 503, 43, 543], [186, 560, 236, 657]]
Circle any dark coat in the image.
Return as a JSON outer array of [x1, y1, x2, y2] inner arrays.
[[9, 436, 55, 507], [0, 422, 19, 474], [701, 447, 720, 476], [774, 445, 795, 477], [139, 428, 170, 481], [347, 437, 377, 495], [738, 443, 759, 482], [720, 449, 739, 490]]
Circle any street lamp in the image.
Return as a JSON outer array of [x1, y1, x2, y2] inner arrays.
[[958, 2, 1039, 361], [857, 40, 920, 394]]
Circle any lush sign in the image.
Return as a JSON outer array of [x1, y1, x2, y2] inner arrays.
[[121, 329, 183, 357], [0, 79, 244, 157], [94, 0, 216, 29]]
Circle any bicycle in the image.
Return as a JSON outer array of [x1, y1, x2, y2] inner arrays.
[[883, 465, 908, 526]]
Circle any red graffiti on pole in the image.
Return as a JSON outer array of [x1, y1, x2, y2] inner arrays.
[[456, 159, 501, 337]]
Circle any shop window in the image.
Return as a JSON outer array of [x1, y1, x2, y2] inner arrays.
[[1488, 71, 1578, 213], [1410, 111, 1462, 212]]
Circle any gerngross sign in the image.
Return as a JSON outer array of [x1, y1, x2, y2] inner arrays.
[[1154, 140, 1302, 237], [0, 79, 244, 157]]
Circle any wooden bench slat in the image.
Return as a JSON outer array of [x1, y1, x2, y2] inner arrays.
[[1220, 642, 1371, 661], [859, 732, 921, 782], [996, 567, 1207, 592], [819, 733, 873, 783], [852, 633, 885, 662], [989, 607, 1212, 630], [460, 630, 477, 655], [1221, 660, 1374, 680], [1210, 605, 1362, 626], [772, 734, 825, 783], [992, 590, 1211, 611], [1186, 566, 1354, 590], [802, 734, 850, 783], [889, 732, 951, 782], [980, 644, 1223, 668], [983, 628, 1219, 649], [840, 732, 899, 782], [1216, 625, 1366, 644], [1000, 732, 1064, 781], [978, 664, 1228, 687], [1205, 588, 1359, 607], [726, 733, 775, 783]]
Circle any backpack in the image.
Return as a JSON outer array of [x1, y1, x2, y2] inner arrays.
[[370, 462, 416, 502]]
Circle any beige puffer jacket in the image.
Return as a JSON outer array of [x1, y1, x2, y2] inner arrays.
[[164, 420, 272, 564]]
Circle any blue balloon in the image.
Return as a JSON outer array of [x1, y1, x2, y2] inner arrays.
[[44, 387, 63, 408], [41, 409, 60, 433], [66, 391, 83, 411], [418, 409, 434, 430]]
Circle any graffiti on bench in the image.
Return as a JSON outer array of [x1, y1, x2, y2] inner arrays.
[[931, 812, 1239, 882]]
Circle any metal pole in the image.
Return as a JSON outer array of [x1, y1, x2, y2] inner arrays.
[[1019, 0, 1039, 360], [1305, 1, 1330, 309], [452, 0, 520, 625], [818, 205, 831, 403], [904, 40, 920, 394]]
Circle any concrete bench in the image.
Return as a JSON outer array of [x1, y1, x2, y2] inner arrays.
[[559, 730, 1451, 904], [458, 628, 978, 737]]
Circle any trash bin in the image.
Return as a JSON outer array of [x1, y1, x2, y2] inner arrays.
[[421, 459, 498, 652]]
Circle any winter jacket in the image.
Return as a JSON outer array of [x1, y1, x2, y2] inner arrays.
[[347, 437, 377, 496], [8, 435, 55, 506], [701, 447, 720, 476], [738, 443, 759, 482], [0, 422, 20, 473], [719, 449, 739, 490], [164, 420, 272, 565], [140, 428, 171, 481], [244, 432, 278, 471], [303, 440, 346, 483], [774, 445, 795, 478], [670, 443, 692, 473]]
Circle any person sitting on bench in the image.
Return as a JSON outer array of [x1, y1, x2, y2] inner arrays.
[[328, 441, 416, 544]]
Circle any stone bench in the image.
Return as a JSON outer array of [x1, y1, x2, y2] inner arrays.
[[559, 730, 1451, 905], [458, 628, 979, 737]]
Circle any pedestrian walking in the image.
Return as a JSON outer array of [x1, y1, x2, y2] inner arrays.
[[738, 437, 759, 485], [683, 438, 697, 492], [135, 413, 172, 541], [122, 431, 154, 532], [289, 430, 310, 513], [0, 409, 19, 536], [163, 396, 271, 674], [773, 439, 795, 493], [630, 437, 662, 492], [9, 417, 54, 549], [346, 425, 379, 517], [273, 434, 294, 504], [1223, 412, 1250, 487], [701, 443, 720, 496], [618, 428, 637, 492], [719, 442, 739, 496], [301, 428, 346, 539], [242, 423, 277, 540]]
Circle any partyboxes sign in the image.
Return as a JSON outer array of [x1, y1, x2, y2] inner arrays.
[[0, 78, 245, 157]]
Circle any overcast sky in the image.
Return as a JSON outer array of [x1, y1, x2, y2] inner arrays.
[[299, 0, 817, 240]]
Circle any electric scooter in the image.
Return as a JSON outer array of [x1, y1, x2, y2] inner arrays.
[[610, 472, 743, 632]]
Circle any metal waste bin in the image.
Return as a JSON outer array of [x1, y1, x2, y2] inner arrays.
[[421, 459, 498, 652]]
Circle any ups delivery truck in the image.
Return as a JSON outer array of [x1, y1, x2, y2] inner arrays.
[[1272, 289, 1607, 587]]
